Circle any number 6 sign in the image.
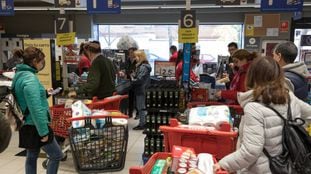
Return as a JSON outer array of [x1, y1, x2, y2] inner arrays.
[[181, 10, 196, 28]]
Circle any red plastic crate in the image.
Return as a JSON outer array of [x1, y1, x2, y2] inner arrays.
[[129, 152, 228, 174], [89, 94, 128, 110], [49, 104, 72, 138], [160, 119, 238, 160]]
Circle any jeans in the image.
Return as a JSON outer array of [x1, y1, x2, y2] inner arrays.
[[26, 138, 63, 174], [136, 94, 147, 127]]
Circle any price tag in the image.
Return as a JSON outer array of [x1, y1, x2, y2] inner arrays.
[[154, 61, 176, 77]]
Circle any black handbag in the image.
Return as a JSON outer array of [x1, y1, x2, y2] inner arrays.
[[19, 125, 54, 149], [116, 80, 132, 95]]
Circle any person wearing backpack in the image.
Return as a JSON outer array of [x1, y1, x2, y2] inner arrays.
[[273, 41, 310, 100], [213, 56, 311, 173], [12, 47, 63, 174]]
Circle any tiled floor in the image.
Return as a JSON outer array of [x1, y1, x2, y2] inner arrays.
[[0, 118, 145, 174]]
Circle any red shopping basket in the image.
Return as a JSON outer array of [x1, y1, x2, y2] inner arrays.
[[89, 94, 128, 110], [160, 119, 238, 160], [129, 152, 228, 174], [49, 104, 72, 138]]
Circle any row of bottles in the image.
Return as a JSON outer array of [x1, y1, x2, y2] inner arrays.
[[143, 135, 165, 156], [146, 89, 185, 110]]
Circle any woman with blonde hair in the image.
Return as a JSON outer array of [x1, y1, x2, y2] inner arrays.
[[131, 50, 152, 130], [216, 49, 257, 103]]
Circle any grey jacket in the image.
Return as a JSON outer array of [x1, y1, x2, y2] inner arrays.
[[219, 90, 311, 174], [283, 62, 309, 92], [131, 63, 151, 96]]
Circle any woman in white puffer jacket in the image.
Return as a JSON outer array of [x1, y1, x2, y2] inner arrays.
[[214, 56, 311, 174]]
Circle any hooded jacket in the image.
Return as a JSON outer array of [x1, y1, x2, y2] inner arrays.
[[283, 62, 310, 100], [218, 90, 311, 174], [131, 63, 152, 96], [12, 64, 50, 137]]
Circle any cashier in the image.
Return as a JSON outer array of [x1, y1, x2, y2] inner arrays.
[[69, 41, 116, 99]]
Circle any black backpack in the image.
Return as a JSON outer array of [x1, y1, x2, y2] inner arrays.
[[262, 98, 311, 174], [284, 70, 308, 101]]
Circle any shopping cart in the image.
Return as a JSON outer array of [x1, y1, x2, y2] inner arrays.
[[68, 114, 129, 173], [129, 152, 229, 174], [163, 102, 241, 160], [89, 94, 128, 111]]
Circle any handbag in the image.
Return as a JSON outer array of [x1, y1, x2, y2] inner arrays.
[[116, 80, 132, 95], [19, 125, 54, 149]]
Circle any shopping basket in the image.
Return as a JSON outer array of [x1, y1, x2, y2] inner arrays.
[[160, 118, 238, 160], [89, 94, 128, 110], [129, 152, 228, 174], [49, 104, 72, 138], [68, 114, 129, 173]]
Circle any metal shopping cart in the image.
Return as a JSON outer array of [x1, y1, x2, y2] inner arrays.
[[68, 114, 128, 173], [43, 94, 128, 169]]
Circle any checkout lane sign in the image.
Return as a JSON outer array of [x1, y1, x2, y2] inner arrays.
[[178, 10, 198, 43], [87, 0, 121, 14], [0, 0, 14, 16]]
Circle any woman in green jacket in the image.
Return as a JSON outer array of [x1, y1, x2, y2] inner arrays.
[[12, 47, 63, 174]]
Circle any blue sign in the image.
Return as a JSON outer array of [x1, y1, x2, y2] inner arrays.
[[87, 0, 121, 14], [261, 0, 303, 12], [182, 43, 192, 83], [0, 0, 14, 16]]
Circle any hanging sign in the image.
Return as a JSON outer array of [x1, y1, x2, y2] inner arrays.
[[56, 32, 76, 46], [261, 0, 304, 12], [87, 0, 121, 14], [0, 0, 14, 16], [178, 10, 198, 43]]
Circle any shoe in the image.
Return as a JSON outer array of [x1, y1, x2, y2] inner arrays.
[[133, 125, 144, 130]]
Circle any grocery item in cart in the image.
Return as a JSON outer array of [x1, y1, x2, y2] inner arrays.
[[71, 100, 92, 128], [188, 105, 231, 129]]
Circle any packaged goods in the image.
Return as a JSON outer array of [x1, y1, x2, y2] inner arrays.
[[151, 159, 166, 174], [188, 105, 231, 129], [71, 100, 92, 128]]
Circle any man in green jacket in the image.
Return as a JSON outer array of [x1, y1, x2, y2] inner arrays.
[[74, 41, 116, 99]]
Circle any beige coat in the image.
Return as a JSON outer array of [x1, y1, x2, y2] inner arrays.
[[219, 90, 311, 174]]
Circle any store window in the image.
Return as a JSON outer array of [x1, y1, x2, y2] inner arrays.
[[98, 24, 242, 74]]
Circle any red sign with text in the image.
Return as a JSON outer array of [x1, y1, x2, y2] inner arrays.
[[280, 21, 289, 32]]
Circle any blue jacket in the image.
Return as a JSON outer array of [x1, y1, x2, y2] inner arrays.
[[12, 64, 50, 137], [131, 63, 152, 96]]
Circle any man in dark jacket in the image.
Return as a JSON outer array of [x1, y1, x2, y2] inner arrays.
[[273, 41, 310, 100], [75, 41, 116, 99]]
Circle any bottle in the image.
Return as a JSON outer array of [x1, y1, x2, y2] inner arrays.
[[155, 137, 161, 152], [146, 91, 151, 108], [150, 137, 155, 155], [163, 90, 168, 108], [157, 89, 162, 108], [174, 90, 179, 108], [179, 88, 185, 111], [152, 90, 157, 108], [81, 72, 88, 81], [169, 90, 173, 107]]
